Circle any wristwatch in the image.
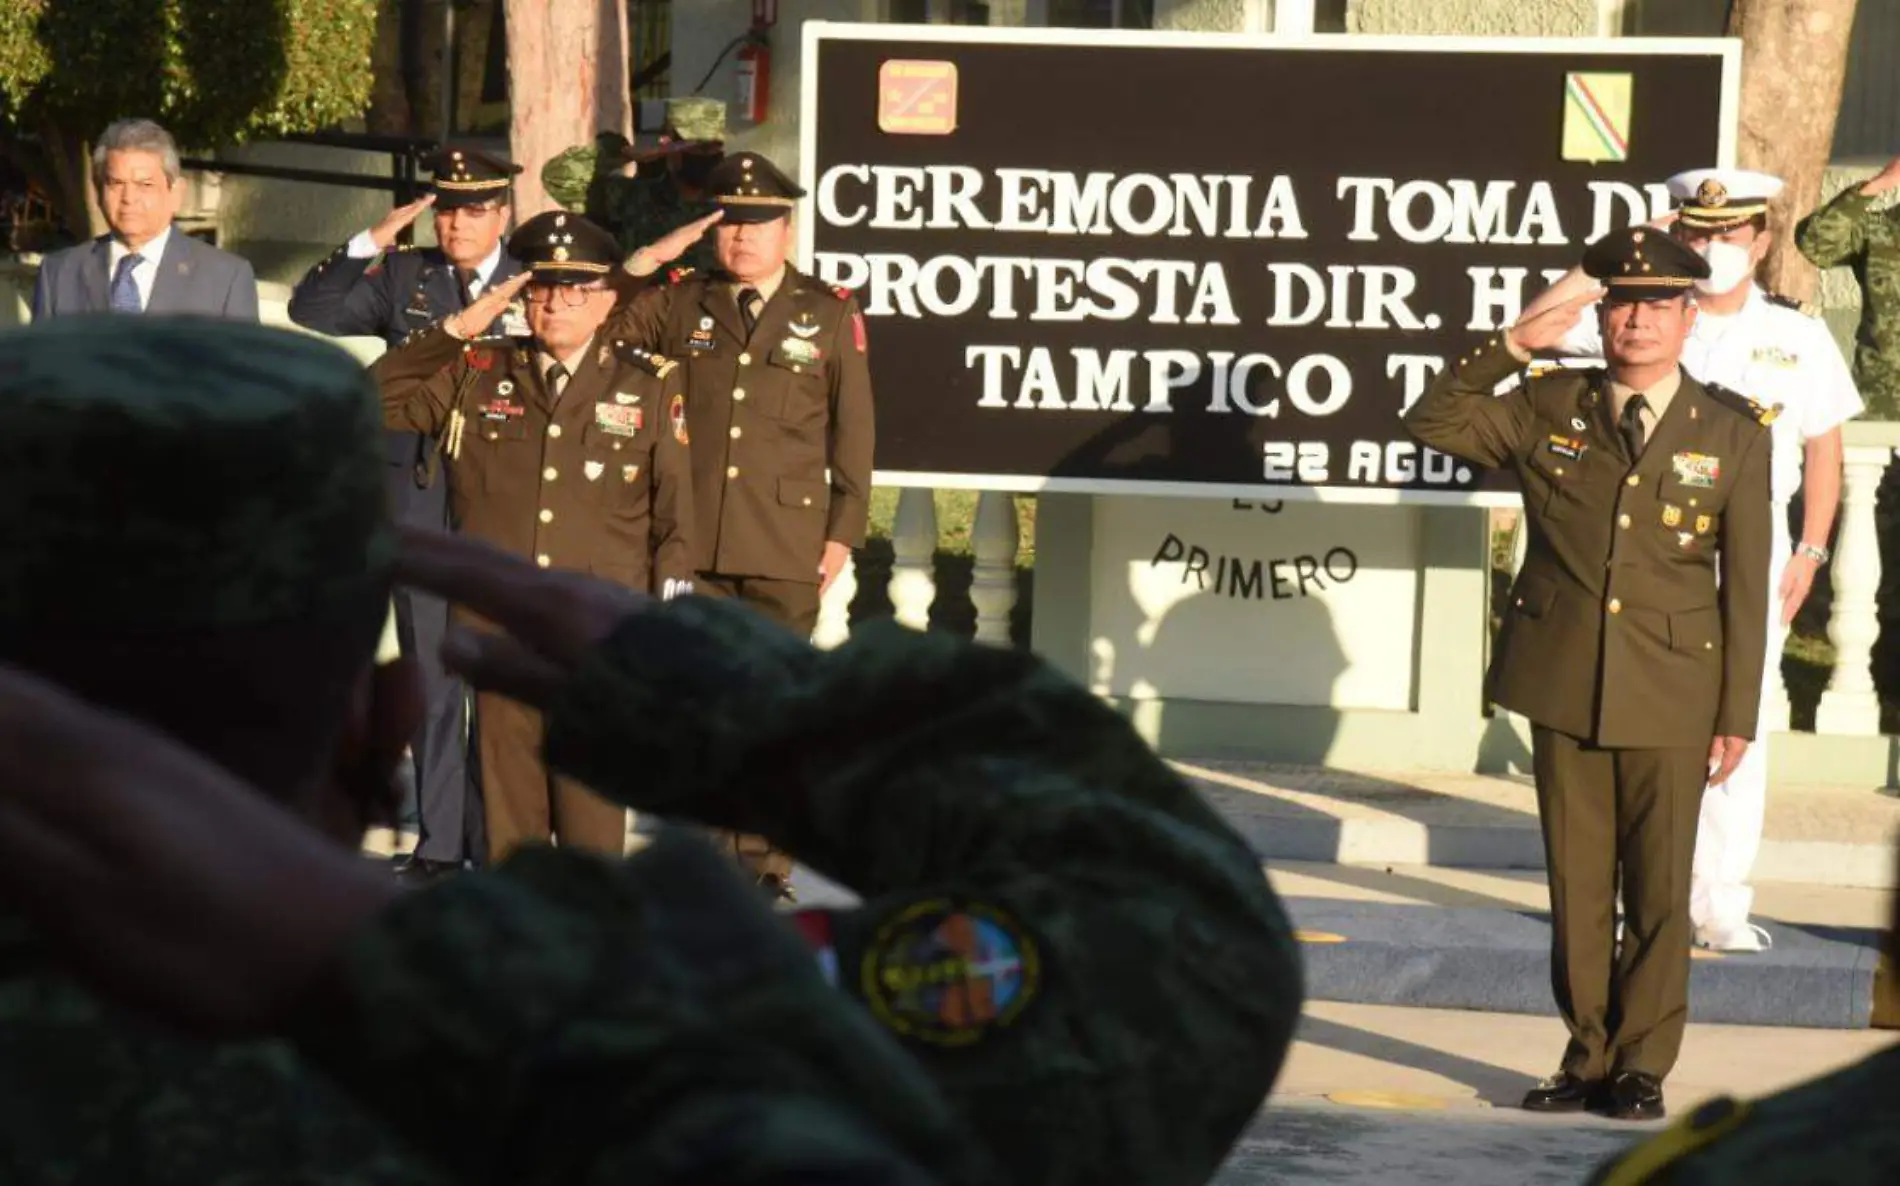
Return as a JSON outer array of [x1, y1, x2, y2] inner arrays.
[[1796, 542, 1831, 563]]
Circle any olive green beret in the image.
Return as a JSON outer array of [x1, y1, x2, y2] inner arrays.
[[0, 315, 393, 628]]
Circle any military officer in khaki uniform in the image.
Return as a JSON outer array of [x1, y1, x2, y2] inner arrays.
[[373, 211, 695, 862], [608, 151, 877, 899], [1404, 225, 1773, 1123]]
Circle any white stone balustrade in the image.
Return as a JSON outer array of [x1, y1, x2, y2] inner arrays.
[[888, 487, 939, 631], [968, 491, 1021, 645], [1815, 431, 1900, 735]]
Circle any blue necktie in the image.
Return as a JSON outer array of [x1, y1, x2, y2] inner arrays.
[[110, 252, 143, 313]]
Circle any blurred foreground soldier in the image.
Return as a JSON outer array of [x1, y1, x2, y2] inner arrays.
[[31, 118, 258, 320], [290, 144, 527, 883], [0, 316, 443, 1184], [1515, 168, 1863, 952], [1405, 226, 1773, 1121], [1584, 838, 1900, 1185], [394, 532, 1299, 1186], [373, 211, 694, 862], [1796, 153, 1900, 420], [615, 150, 876, 898], [0, 525, 1302, 1186], [542, 96, 726, 274]]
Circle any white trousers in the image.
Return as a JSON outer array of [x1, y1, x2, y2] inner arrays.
[[1689, 521, 1792, 930]]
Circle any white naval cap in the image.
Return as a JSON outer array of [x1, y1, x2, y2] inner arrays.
[[1665, 168, 1785, 229]]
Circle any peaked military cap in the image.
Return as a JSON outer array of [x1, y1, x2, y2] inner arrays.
[[705, 151, 804, 224], [507, 211, 621, 284], [424, 145, 522, 209], [1582, 224, 1711, 300], [0, 316, 392, 628], [1666, 167, 1785, 231]]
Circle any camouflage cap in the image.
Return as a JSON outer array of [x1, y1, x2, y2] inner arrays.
[[663, 96, 727, 144], [0, 316, 393, 628]]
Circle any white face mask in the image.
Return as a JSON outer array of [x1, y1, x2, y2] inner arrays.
[[1694, 240, 1756, 294]]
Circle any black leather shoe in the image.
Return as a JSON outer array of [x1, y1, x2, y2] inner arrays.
[[393, 856, 462, 885], [1600, 1071, 1665, 1121], [1522, 1071, 1601, 1112]]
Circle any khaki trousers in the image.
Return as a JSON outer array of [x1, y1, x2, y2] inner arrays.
[[476, 692, 627, 864], [1531, 725, 1707, 1080]]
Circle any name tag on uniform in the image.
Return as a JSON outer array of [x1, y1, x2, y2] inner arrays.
[[778, 337, 823, 367], [685, 328, 718, 352], [482, 399, 524, 421], [1546, 434, 1586, 460], [1751, 346, 1797, 367], [595, 402, 643, 436], [1672, 451, 1720, 487]]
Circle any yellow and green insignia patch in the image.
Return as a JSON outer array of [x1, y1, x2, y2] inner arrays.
[[860, 898, 1041, 1047], [1563, 72, 1632, 163]]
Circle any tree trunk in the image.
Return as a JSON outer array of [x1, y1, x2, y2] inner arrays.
[[1728, 0, 1860, 302], [39, 121, 105, 241], [503, 0, 632, 219]]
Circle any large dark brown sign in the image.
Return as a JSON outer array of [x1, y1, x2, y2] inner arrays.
[[798, 25, 1737, 505]]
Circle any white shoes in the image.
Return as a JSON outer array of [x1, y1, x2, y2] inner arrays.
[[1694, 921, 1773, 953]]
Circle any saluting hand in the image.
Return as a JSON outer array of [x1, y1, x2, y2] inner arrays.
[[1860, 156, 1900, 198], [444, 270, 534, 341], [394, 527, 646, 710], [0, 663, 400, 1037], [628, 210, 724, 276], [1505, 287, 1606, 356], [369, 194, 437, 252], [1708, 735, 1749, 788]]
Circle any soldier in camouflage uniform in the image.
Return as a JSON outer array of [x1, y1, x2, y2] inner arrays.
[[0, 316, 446, 1185], [1795, 155, 1900, 421], [0, 521, 1305, 1186], [541, 96, 726, 277]]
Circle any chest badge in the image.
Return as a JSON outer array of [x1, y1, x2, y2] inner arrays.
[[1695, 514, 1714, 535], [1677, 531, 1696, 549], [686, 325, 718, 352], [1672, 451, 1720, 488], [594, 402, 644, 436], [789, 312, 822, 340], [1545, 434, 1587, 461], [779, 336, 824, 367], [584, 460, 605, 482], [1570, 416, 1588, 431], [1662, 504, 1683, 527], [1751, 346, 1797, 368], [622, 464, 640, 483], [613, 390, 641, 406]]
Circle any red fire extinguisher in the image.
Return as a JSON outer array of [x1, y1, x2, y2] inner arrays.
[[735, 1, 776, 123]]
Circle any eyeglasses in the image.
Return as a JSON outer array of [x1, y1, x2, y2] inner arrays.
[[524, 283, 608, 307]]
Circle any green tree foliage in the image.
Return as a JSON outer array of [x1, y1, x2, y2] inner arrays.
[[0, 0, 376, 143], [0, 0, 378, 239]]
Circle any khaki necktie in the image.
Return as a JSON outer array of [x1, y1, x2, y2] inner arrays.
[[1619, 393, 1648, 460], [738, 287, 762, 338]]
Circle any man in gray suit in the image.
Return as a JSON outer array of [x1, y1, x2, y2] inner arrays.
[[31, 118, 258, 321]]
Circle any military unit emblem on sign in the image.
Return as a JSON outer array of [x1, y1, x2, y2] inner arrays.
[[859, 898, 1041, 1048]]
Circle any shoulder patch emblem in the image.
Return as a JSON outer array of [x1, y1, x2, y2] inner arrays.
[[857, 897, 1041, 1048], [669, 392, 689, 445]]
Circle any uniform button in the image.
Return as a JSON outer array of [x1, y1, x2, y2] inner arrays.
[[738, 353, 752, 365], [802, 496, 813, 506], [727, 464, 740, 479], [1704, 641, 1714, 650], [1618, 513, 1631, 528], [732, 388, 746, 401], [538, 509, 553, 523], [547, 424, 562, 438], [543, 466, 558, 481], [1608, 598, 1622, 614], [535, 554, 551, 568], [730, 425, 742, 439], [1626, 474, 1641, 487], [1554, 466, 1565, 476]]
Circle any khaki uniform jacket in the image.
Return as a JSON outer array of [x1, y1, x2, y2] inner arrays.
[[609, 265, 874, 582], [373, 325, 695, 597], [1404, 336, 1774, 748]]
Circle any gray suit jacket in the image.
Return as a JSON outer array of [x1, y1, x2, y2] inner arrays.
[[31, 229, 259, 321]]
